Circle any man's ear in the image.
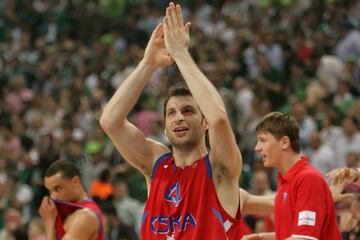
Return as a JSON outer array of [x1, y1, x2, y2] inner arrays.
[[164, 128, 168, 136], [280, 136, 291, 150], [72, 176, 81, 185]]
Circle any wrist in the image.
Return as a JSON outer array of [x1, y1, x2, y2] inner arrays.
[[139, 59, 159, 72], [45, 218, 56, 228], [172, 49, 190, 63]]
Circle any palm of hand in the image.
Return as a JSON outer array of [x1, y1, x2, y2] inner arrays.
[[151, 38, 172, 67]]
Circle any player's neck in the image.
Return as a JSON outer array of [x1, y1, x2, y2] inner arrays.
[[76, 189, 88, 202], [173, 145, 208, 169], [278, 152, 302, 176]]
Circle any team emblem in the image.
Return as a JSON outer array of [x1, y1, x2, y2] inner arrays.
[[165, 182, 181, 207]]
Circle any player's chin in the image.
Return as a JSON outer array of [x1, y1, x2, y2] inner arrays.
[[263, 160, 272, 168]]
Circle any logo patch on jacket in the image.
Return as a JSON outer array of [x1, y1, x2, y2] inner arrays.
[[298, 211, 316, 226]]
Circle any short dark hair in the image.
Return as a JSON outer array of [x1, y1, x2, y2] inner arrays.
[[256, 112, 301, 153], [163, 85, 192, 119], [45, 160, 81, 179]]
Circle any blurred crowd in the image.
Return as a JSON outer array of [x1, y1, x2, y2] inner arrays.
[[0, 0, 359, 239]]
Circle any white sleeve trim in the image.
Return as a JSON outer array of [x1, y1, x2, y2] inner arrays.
[[291, 234, 318, 240]]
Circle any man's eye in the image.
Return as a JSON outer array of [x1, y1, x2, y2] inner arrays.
[[184, 109, 193, 114]]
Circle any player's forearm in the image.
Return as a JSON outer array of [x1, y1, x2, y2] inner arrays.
[[243, 195, 275, 215], [285, 237, 310, 240], [45, 222, 57, 240], [100, 61, 157, 129], [258, 232, 275, 239], [173, 51, 227, 126]]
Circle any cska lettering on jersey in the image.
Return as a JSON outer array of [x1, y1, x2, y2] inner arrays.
[[150, 212, 196, 234]]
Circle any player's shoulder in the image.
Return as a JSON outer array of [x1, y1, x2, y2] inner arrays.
[[66, 207, 99, 227], [63, 207, 100, 239], [295, 166, 326, 185]]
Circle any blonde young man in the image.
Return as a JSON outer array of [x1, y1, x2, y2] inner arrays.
[[242, 112, 341, 240]]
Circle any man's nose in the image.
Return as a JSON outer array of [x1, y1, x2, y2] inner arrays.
[[174, 112, 184, 122], [254, 142, 261, 152], [50, 193, 57, 199]]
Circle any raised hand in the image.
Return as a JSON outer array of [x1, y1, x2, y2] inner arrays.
[[163, 2, 191, 60], [142, 23, 173, 68], [326, 167, 360, 185]]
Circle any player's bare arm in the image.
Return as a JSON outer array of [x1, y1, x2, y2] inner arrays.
[[62, 208, 99, 240], [285, 237, 311, 240], [242, 235, 308, 240], [240, 188, 275, 215], [242, 234, 308, 240], [163, 3, 241, 178], [241, 232, 275, 240], [163, 2, 242, 217], [99, 23, 171, 178]]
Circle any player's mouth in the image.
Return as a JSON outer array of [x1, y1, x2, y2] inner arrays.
[[173, 127, 189, 137]]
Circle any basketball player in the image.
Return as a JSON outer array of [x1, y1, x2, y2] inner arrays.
[[100, 2, 243, 239], [242, 112, 341, 239], [39, 160, 104, 240]]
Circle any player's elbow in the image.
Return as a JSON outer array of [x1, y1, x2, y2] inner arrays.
[[208, 110, 228, 128], [99, 112, 121, 134], [99, 114, 111, 133]]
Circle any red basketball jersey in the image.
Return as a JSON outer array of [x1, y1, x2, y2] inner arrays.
[[141, 152, 243, 239], [54, 198, 105, 240]]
